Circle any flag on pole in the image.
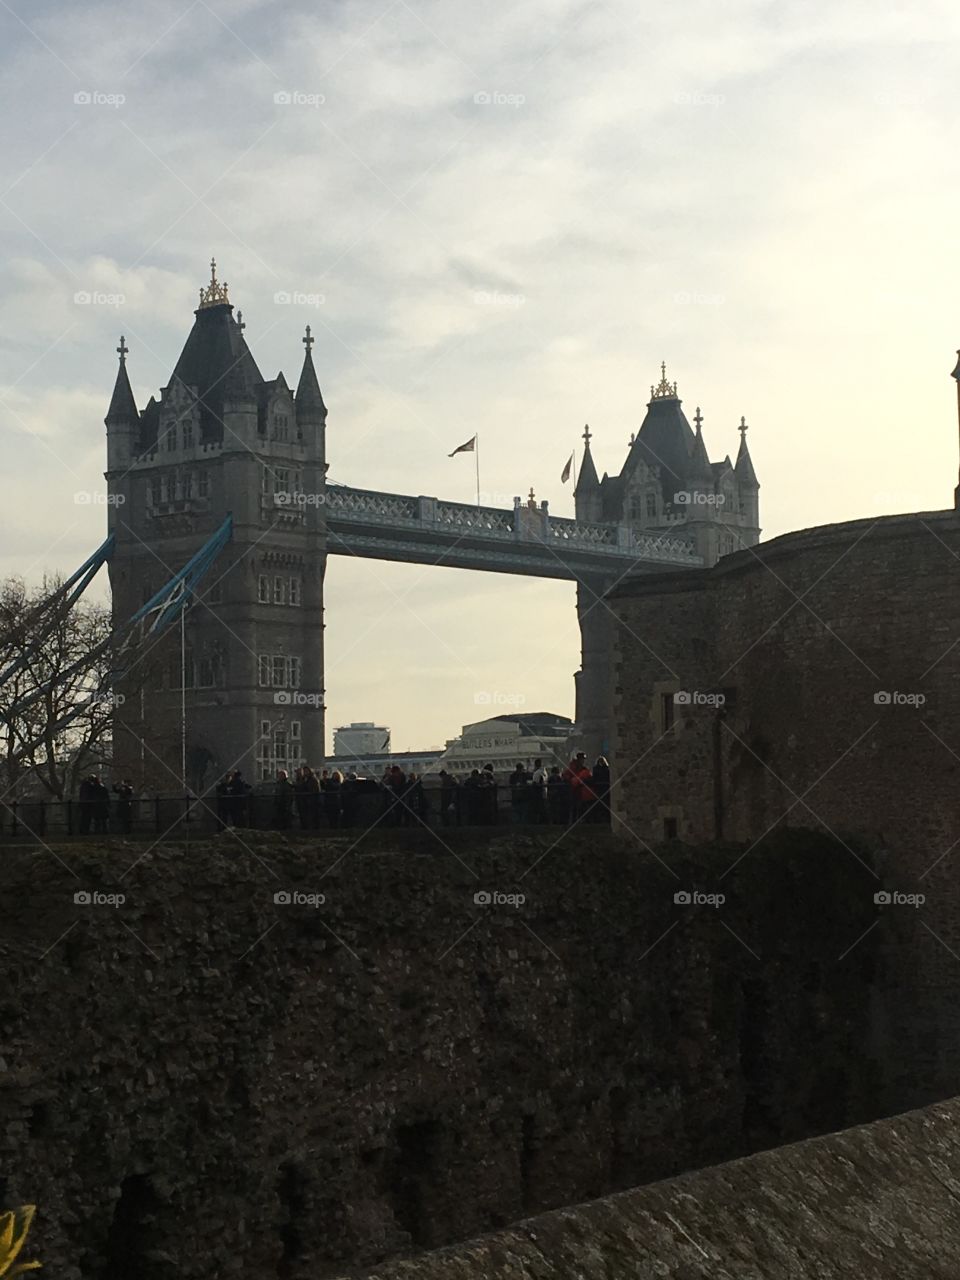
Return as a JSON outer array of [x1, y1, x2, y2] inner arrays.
[[561, 452, 574, 484], [448, 435, 477, 457]]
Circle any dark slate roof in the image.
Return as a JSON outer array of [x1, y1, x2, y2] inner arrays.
[[623, 396, 697, 503], [169, 302, 264, 440], [105, 359, 138, 425]]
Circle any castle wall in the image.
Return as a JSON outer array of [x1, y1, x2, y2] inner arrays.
[[1, 829, 892, 1279], [333, 1095, 960, 1280], [610, 509, 960, 1105]]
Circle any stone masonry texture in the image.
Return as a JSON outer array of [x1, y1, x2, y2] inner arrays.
[[0, 827, 898, 1278], [610, 510, 960, 1110], [336, 1096, 960, 1280]]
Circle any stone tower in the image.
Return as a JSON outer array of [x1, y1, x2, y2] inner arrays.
[[104, 263, 327, 791], [573, 364, 761, 759]]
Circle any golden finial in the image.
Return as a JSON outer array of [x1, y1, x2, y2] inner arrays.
[[198, 256, 230, 309], [651, 361, 678, 400]]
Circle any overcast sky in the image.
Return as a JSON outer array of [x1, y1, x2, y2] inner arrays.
[[2, 0, 959, 751]]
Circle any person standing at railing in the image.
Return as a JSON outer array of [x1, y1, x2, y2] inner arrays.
[[273, 770, 295, 829], [77, 774, 96, 835], [324, 770, 343, 829], [439, 769, 458, 826], [531, 758, 549, 824], [91, 776, 110, 835], [563, 752, 592, 826], [112, 780, 134, 834], [509, 762, 530, 824]]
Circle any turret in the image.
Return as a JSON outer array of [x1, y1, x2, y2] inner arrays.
[[295, 325, 327, 427], [574, 424, 601, 522], [105, 335, 139, 470], [734, 416, 760, 534]]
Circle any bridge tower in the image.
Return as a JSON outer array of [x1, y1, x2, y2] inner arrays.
[[104, 263, 327, 791], [571, 366, 761, 761]]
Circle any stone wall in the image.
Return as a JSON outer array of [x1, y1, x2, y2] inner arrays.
[[0, 828, 886, 1278], [336, 1095, 960, 1279], [609, 509, 960, 1108]]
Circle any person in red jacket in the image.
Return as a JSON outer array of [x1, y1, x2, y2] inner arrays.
[[562, 752, 592, 826]]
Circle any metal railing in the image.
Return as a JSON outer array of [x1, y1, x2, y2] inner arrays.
[[0, 783, 612, 842]]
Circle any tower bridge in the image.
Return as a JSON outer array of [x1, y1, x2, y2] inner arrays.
[[104, 265, 760, 788], [323, 484, 703, 578]]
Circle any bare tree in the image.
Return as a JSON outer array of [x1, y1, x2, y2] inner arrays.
[[0, 576, 114, 801]]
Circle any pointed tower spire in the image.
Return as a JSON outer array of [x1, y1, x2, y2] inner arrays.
[[688, 405, 712, 481], [105, 335, 139, 425], [574, 423, 599, 494], [296, 324, 327, 425], [735, 415, 759, 488]]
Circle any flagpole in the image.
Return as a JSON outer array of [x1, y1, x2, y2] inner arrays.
[[475, 434, 480, 508]]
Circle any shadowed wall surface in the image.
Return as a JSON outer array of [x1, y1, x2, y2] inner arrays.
[[335, 1096, 960, 1279], [0, 830, 911, 1277]]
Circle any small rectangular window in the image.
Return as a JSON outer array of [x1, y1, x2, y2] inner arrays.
[[288, 576, 301, 606], [258, 575, 271, 604], [165, 428, 176, 452], [646, 493, 657, 519], [197, 471, 209, 498], [291, 721, 301, 741], [287, 656, 301, 688], [662, 692, 675, 732], [260, 720, 271, 739], [258, 655, 271, 687], [273, 576, 286, 605], [182, 423, 194, 448], [272, 655, 285, 687]]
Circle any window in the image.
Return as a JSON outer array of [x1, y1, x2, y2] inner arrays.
[[291, 721, 301, 741], [261, 467, 270, 494], [258, 575, 271, 604], [159, 474, 170, 502], [182, 421, 194, 448], [273, 576, 286, 605], [661, 692, 675, 732], [288, 576, 301, 607], [646, 493, 657, 519], [149, 477, 161, 507], [258, 654, 302, 688], [165, 427, 176, 452], [275, 414, 289, 441], [197, 656, 214, 688], [274, 468, 290, 493], [197, 471, 209, 498]]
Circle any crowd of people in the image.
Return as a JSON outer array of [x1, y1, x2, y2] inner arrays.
[[76, 775, 135, 834], [45, 753, 613, 838], [439, 753, 611, 826]]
